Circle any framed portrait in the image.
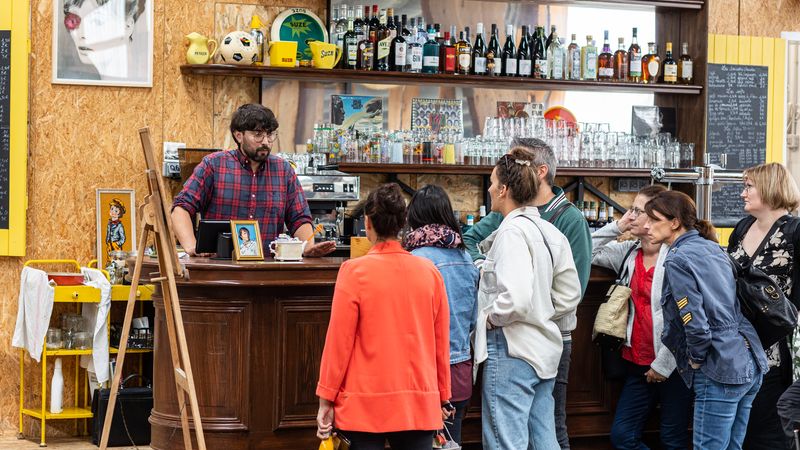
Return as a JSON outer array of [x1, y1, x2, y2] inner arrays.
[[96, 189, 136, 271], [230, 220, 264, 261], [52, 0, 153, 87]]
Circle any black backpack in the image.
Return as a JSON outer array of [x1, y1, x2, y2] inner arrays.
[[727, 215, 800, 349]]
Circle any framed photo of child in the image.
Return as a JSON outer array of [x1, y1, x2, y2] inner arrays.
[[96, 189, 136, 271], [230, 220, 264, 261]]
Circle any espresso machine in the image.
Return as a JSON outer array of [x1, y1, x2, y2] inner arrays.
[[296, 170, 360, 254]]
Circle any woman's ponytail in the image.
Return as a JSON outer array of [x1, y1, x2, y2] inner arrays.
[[694, 220, 718, 243]]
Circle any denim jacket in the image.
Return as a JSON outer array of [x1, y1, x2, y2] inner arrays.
[[412, 246, 479, 364], [660, 230, 768, 387]]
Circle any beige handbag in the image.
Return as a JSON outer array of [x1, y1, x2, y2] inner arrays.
[[592, 245, 637, 349]]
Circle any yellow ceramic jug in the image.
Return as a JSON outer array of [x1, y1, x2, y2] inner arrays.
[[185, 32, 218, 64], [307, 40, 342, 69], [269, 41, 298, 67]]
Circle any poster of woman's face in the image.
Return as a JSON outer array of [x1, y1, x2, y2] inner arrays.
[[52, 0, 153, 87]]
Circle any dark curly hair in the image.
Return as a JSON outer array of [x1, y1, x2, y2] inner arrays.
[[230, 104, 279, 145], [364, 183, 407, 239], [495, 147, 540, 206]]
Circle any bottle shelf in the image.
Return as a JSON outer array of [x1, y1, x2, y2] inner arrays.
[[180, 65, 702, 95], [337, 162, 653, 177], [482, 0, 704, 10], [110, 347, 153, 354], [21, 406, 93, 420]]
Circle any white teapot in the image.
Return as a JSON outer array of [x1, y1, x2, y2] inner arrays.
[[269, 234, 307, 261]]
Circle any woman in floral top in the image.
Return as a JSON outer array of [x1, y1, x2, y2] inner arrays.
[[727, 162, 800, 450]]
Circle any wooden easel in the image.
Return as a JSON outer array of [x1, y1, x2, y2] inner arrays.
[[99, 128, 207, 450]]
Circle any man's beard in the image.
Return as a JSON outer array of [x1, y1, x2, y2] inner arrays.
[[241, 142, 271, 162]]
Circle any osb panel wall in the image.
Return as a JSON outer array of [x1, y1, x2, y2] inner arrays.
[[709, 0, 800, 36]]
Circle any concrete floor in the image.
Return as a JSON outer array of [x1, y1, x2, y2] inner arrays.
[[0, 435, 152, 449]]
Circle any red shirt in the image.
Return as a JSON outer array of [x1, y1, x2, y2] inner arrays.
[[622, 249, 656, 366]]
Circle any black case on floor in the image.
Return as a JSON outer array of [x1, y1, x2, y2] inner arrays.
[[91, 375, 152, 447]]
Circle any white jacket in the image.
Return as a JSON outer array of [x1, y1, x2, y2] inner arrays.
[[474, 207, 581, 380], [591, 221, 676, 377]]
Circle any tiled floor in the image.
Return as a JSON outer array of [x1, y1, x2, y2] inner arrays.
[[0, 435, 152, 449]]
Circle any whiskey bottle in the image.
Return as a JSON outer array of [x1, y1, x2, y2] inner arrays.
[[456, 31, 472, 75], [472, 22, 487, 75], [628, 27, 642, 82], [580, 35, 597, 80], [613, 37, 628, 81], [517, 25, 532, 77], [548, 29, 564, 80], [642, 42, 660, 83], [678, 42, 693, 85], [663, 41, 677, 84], [487, 24, 502, 76], [597, 30, 614, 81], [502, 24, 517, 77], [567, 33, 581, 80]]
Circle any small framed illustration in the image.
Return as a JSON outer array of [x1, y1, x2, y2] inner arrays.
[[330, 95, 385, 134], [230, 220, 264, 261], [96, 189, 136, 270], [410, 98, 464, 136]]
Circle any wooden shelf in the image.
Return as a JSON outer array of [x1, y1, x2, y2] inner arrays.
[[110, 347, 153, 354], [485, 0, 704, 9], [180, 65, 703, 95], [337, 162, 653, 177]]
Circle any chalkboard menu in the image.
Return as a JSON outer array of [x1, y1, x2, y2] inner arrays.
[[705, 63, 768, 227], [0, 30, 10, 229]]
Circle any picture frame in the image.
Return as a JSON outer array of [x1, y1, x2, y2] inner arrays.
[[330, 95, 385, 135], [52, 0, 153, 87], [410, 98, 464, 137], [96, 189, 136, 271], [230, 220, 264, 261]]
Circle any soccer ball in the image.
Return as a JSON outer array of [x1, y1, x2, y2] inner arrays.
[[218, 31, 258, 65]]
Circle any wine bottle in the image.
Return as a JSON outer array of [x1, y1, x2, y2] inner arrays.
[[389, 17, 407, 72], [486, 24, 501, 76], [472, 22, 487, 75], [517, 25, 532, 77], [502, 24, 517, 77], [533, 26, 547, 79], [354, 5, 365, 44], [628, 27, 642, 82]]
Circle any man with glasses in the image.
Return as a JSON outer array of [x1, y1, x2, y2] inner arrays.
[[172, 103, 335, 257]]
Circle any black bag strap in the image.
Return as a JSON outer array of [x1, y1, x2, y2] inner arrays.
[[784, 215, 800, 310], [516, 214, 554, 266], [545, 201, 574, 225], [616, 244, 639, 285], [728, 215, 757, 253]]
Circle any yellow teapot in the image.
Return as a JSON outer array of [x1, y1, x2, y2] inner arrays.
[[185, 32, 218, 64]]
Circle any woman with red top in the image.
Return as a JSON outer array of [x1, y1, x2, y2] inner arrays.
[[316, 183, 452, 450], [591, 185, 692, 450]]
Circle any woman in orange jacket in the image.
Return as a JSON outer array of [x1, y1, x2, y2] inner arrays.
[[316, 183, 452, 450]]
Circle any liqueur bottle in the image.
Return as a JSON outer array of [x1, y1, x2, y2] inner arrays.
[[663, 41, 678, 84], [628, 27, 642, 82], [517, 25, 532, 77], [567, 33, 581, 80], [356, 25, 375, 70], [440, 31, 457, 74], [642, 42, 660, 83], [678, 42, 693, 84], [597, 30, 614, 81], [502, 24, 517, 77], [456, 31, 472, 74], [613, 37, 628, 81]]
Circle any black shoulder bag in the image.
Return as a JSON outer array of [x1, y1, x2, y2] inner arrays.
[[728, 216, 799, 349]]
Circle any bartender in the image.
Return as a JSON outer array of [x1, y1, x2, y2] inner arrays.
[[171, 103, 336, 257]]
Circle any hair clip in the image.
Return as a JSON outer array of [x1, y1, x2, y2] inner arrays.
[[515, 159, 531, 166]]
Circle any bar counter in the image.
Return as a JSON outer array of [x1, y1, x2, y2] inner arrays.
[[145, 256, 633, 450]]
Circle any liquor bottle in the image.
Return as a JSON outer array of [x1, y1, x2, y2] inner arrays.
[[517, 25, 532, 77], [334, 5, 349, 68], [502, 24, 517, 77], [597, 30, 614, 81], [357, 24, 375, 70], [344, 18, 358, 70], [545, 25, 556, 53], [580, 35, 597, 80], [456, 31, 472, 75], [434, 24, 444, 45], [642, 42, 660, 83], [329, 6, 339, 45], [596, 201, 608, 229], [613, 37, 628, 81], [548, 32, 564, 80], [588, 201, 598, 230], [678, 42, 693, 85], [607, 205, 615, 224], [450, 25, 458, 45], [628, 27, 642, 82], [401, 14, 411, 36], [663, 41, 677, 84], [375, 12, 391, 71], [354, 5, 365, 44], [389, 18, 407, 71], [407, 18, 423, 73], [486, 24, 501, 76], [369, 5, 380, 33], [534, 27, 548, 79], [472, 22, 487, 75], [582, 201, 590, 222], [422, 27, 440, 74], [386, 8, 397, 36], [440, 31, 456, 74], [567, 33, 581, 80]]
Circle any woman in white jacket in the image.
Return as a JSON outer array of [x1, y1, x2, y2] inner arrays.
[[474, 147, 581, 450], [591, 184, 691, 450]]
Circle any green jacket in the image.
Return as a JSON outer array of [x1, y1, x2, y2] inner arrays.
[[463, 186, 592, 296]]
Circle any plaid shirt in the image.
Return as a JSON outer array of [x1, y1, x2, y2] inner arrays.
[[173, 150, 312, 247]]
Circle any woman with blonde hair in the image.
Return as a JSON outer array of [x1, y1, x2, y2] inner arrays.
[[726, 162, 800, 450]]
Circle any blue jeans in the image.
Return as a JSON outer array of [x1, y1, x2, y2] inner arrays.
[[693, 367, 763, 450], [481, 328, 559, 450], [554, 340, 572, 449], [610, 362, 692, 450]]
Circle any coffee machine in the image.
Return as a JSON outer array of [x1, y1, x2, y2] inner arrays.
[[296, 170, 360, 252]]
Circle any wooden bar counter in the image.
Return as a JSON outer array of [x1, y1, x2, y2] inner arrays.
[[145, 256, 631, 450]]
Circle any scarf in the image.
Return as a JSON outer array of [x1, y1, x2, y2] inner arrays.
[[403, 224, 462, 251]]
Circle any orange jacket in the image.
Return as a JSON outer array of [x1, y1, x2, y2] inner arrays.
[[317, 240, 451, 433]]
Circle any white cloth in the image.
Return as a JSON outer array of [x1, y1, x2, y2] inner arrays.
[[80, 268, 111, 383], [12, 267, 56, 362]]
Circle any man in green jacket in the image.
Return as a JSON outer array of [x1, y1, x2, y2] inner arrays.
[[464, 137, 591, 450]]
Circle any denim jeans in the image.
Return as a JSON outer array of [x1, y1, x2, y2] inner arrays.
[[554, 340, 572, 450], [482, 328, 559, 450], [610, 362, 692, 450], [693, 366, 763, 450]]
